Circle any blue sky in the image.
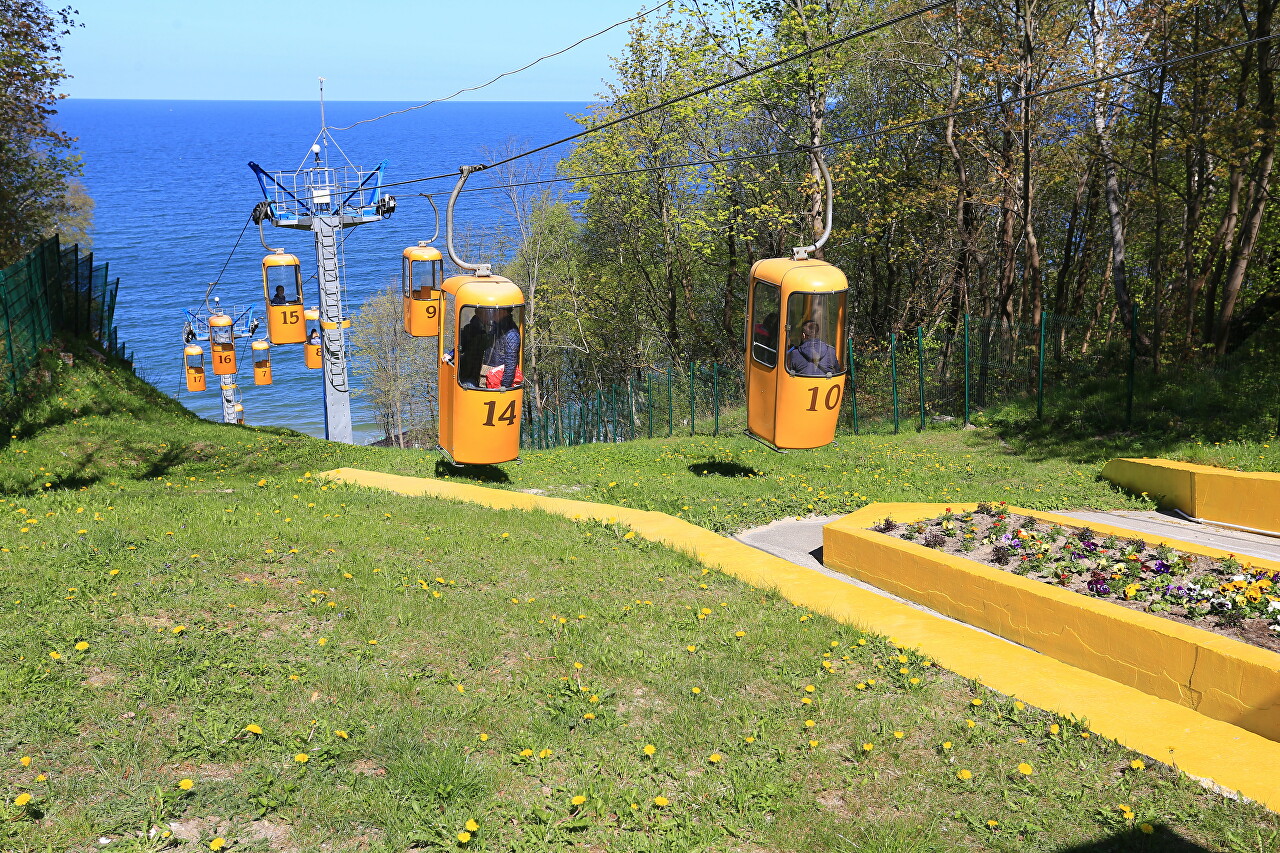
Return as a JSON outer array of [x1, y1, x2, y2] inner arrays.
[[61, 0, 651, 101]]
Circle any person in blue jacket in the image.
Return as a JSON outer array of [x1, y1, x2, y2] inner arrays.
[[786, 320, 839, 376], [482, 307, 521, 389]]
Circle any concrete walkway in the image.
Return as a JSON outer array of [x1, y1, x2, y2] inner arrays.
[[732, 505, 1280, 642], [733, 515, 1028, 647], [1058, 509, 1280, 562]]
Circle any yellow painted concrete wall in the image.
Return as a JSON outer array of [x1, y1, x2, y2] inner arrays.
[[823, 503, 1280, 743], [1102, 458, 1280, 532]]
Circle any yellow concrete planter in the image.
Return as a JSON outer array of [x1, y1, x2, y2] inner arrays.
[[1103, 457, 1280, 533], [823, 503, 1280, 743]]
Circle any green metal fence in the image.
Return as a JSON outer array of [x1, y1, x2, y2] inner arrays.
[[520, 308, 1266, 450], [0, 236, 133, 395]]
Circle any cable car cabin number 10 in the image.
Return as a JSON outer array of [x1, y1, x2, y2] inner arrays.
[[745, 258, 848, 450]]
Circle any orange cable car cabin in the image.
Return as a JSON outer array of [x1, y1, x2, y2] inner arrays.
[[437, 275, 525, 466], [183, 344, 206, 392], [209, 313, 237, 376], [303, 307, 322, 369], [262, 250, 306, 344], [402, 242, 444, 337], [745, 258, 848, 450], [252, 340, 272, 385]]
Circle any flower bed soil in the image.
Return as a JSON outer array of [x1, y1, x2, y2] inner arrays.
[[874, 503, 1280, 654]]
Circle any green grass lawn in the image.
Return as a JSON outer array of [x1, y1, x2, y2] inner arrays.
[[2, 344, 1279, 851]]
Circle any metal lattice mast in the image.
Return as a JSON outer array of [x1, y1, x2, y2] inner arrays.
[[248, 83, 395, 444]]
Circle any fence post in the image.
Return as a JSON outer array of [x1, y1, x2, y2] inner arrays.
[[963, 314, 971, 427], [647, 371, 653, 438], [627, 377, 635, 441], [1037, 311, 1047, 420], [712, 362, 719, 436], [917, 326, 926, 432], [847, 337, 859, 435], [689, 361, 696, 436], [1126, 306, 1137, 428], [667, 364, 673, 437], [890, 331, 900, 434]]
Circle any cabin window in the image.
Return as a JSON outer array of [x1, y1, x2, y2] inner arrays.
[[750, 280, 781, 368], [784, 291, 847, 377], [455, 304, 524, 390]]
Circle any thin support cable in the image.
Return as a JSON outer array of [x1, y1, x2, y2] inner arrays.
[[328, 1, 678, 132]]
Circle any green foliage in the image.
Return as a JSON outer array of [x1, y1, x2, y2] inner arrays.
[[0, 1, 83, 266]]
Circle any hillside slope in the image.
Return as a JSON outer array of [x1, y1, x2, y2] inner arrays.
[[3, 344, 1277, 852]]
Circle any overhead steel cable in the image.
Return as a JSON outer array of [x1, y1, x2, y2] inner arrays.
[[314, 0, 951, 197], [401, 29, 1280, 203], [202, 214, 253, 312], [327, 1, 677, 132]]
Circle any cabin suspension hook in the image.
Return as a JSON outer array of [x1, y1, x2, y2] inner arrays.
[[792, 147, 834, 261], [446, 164, 491, 276], [422, 193, 441, 244]]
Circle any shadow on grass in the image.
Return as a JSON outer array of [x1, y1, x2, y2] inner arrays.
[[688, 460, 762, 478], [1052, 823, 1214, 852], [433, 460, 511, 484]]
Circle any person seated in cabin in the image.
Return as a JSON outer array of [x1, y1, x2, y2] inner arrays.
[[270, 285, 290, 305], [786, 320, 839, 377], [753, 312, 779, 365], [457, 309, 490, 388], [482, 307, 521, 390], [308, 328, 320, 345]]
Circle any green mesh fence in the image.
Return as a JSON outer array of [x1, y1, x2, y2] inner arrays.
[[1, 236, 132, 395]]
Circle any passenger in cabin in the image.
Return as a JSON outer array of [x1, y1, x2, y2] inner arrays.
[[457, 309, 490, 388], [271, 285, 289, 305], [308, 328, 320, 345], [753, 312, 779, 363], [786, 320, 839, 376], [482, 307, 521, 390]]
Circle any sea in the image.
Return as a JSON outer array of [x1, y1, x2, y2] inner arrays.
[[56, 99, 588, 442]]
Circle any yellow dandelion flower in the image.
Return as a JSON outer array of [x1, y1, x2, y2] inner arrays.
[[734, 630, 745, 638], [294, 753, 309, 763], [14, 793, 32, 806], [1139, 823, 1154, 834], [465, 819, 479, 832], [801, 696, 813, 705], [893, 731, 905, 739], [172, 625, 186, 634], [571, 795, 586, 805], [1129, 759, 1145, 771], [573, 662, 583, 669], [971, 698, 983, 706], [1017, 762, 1033, 775], [245, 724, 263, 735], [519, 749, 534, 757], [653, 796, 669, 807], [986, 820, 998, 829], [643, 744, 656, 756], [1049, 724, 1060, 735], [744, 736, 755, 743], [957, 769, 972, 780], [334, 730, 349, 739], [456, 684, 465, 694], [178, 779, 194, 790], [804, 684, 816, 693], [49, 651, 61, 660], [457, 831, 472, 843], [19, 756, 31, 767], [862, 743, 874, 752], [686, 645, 697, 653], [317, 637, 328, 646], [479, 733, 490, 741], [942, 742, 952, 750], [583, 712, 595, 720], [209, 839, 226, 851], [1013, 701, 1025, 710], [708, 753, 722, 763], [538, 748, 553, 758], [804, 720, 816, 728], [75, 641, 89, 651], [691, 687, 702, 694]]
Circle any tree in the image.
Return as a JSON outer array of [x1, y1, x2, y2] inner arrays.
[[348, 282, 438, 447], [0, 1, 82, 267]]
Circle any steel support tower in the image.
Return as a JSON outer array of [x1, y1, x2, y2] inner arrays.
[[250, 149, 394, 444]]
